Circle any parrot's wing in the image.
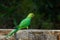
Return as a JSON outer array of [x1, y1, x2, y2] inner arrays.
[[18, 18, 31, 29]]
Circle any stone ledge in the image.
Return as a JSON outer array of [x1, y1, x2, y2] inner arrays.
[[0, 29, 60, 40]]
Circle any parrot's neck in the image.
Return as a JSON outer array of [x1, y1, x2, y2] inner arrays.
[[26, 16, 32, 19]]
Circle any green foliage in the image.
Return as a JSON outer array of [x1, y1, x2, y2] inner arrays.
[[0, 0, 60, 29]]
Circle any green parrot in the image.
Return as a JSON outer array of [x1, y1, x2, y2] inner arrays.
[[5, 13, 34, 39]]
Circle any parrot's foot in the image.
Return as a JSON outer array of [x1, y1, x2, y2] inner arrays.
[[27, 27, 28, 29]]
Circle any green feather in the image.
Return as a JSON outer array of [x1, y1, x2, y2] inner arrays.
[[6, 13, 34, 38]]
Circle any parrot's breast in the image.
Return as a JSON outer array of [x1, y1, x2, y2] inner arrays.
[[18, 18, 31, 28]]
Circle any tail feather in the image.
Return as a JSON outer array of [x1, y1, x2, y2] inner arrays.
[[6, 29, 19, 38]]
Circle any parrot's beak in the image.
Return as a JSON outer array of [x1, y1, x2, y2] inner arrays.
[[32, 14, 34, 17], [32, 13, 35, 18]]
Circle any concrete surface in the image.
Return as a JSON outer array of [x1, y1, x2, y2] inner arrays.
[[0, 29, 60, 40]]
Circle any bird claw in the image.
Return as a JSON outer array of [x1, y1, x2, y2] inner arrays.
[[27, 27, 28, 29]]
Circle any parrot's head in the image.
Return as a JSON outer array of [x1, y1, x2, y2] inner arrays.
[[27, 13, 34, 18]]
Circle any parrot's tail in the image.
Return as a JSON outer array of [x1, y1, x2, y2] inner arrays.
[[5, 28, 19, 39]]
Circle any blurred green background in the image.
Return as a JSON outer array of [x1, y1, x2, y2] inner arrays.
[[0, 0, 60, 29]]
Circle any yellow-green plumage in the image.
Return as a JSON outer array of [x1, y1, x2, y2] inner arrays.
[[6, 13, 34, 38]]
